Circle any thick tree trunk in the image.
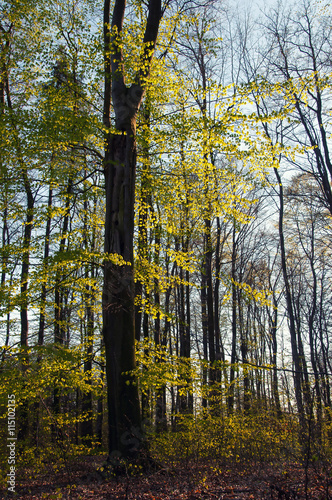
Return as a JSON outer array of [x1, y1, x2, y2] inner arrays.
[[102, 0, 161, 462], [103, 125, 142, 460]]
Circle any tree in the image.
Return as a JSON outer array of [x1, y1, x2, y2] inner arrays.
[[102, 0, 163, 462]]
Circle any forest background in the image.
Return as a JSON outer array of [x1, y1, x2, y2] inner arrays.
[[0, 0, 332, 495]]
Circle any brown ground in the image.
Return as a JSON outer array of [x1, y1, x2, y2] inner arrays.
[[1, 456, 331, 499]]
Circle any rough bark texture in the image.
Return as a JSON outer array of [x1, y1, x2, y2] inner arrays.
[[103, 126, 141, 460], [102, 0, 161, 461]]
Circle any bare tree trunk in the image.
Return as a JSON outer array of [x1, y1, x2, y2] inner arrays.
[[96, 337, 105, 447], [135, 101, 151, 341], [274, 166, 305, 427], [54, 177, 72, 345], [5, 70, 34, 439], [102, 0, 161, 461], [239, 293, 250, 412], [228, 224, 237, 414], [205, 219, 215, 385], [103, 123, 142, 458], [81, 189, 95, 443], [1, 203, 11, 351], [201, 267, 208, 409], [52, 177, 72, 440], [38, 184, 53, 348], [214, 217, 224, 365], [269, 294, 282, 416]]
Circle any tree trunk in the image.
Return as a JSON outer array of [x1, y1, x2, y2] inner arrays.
[[228, 224, 237, 414], [96, 337, 105, 447], [201, 267, 208, 409], [269, 294, 282, 416], [274, 166, 305, 427], [205, 218, 215, 386], [81, 191, 95, 443], [38, 184, 53, 348], [54, 177, 72, 345], [103, 125, 142, 459], [135, 100, 151, 341], [102, 0, 161, 461]]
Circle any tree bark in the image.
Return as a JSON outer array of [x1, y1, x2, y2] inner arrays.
[[102, 0, 161, 461]]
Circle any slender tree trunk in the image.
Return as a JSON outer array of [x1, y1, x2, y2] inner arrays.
[[38, 184, 53, 348], [205, 218, 215, 389], [52, 177, 72, 439], [239, 293, 250, 412], [54, 177, 72, 345], [177, 235, 192, 414], [317, 275, 331, 410], [135, 101, 151, 341], [185, 267, 193, 412], [19, 175, 34, 444], [1, 29, 12, 352], [96, 337, 105, 447], [154, 219, 168, 427], [32, 184, 53, 447], [269, 295, 282, 416], [6, 71, 34, 439], [156, 251, 174, 432], [228, 224, 237, 414], [201, 267, 208, 409], [1, 203, 11, 351], [274, 166, 305, 427], [214, 217, 224, 365], [154, 222, 161, 345], [81, 294, 94, 442], [81, 191, 95, 443]]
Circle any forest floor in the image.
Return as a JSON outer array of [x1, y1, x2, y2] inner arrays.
[[1, 455, 331, 499]]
